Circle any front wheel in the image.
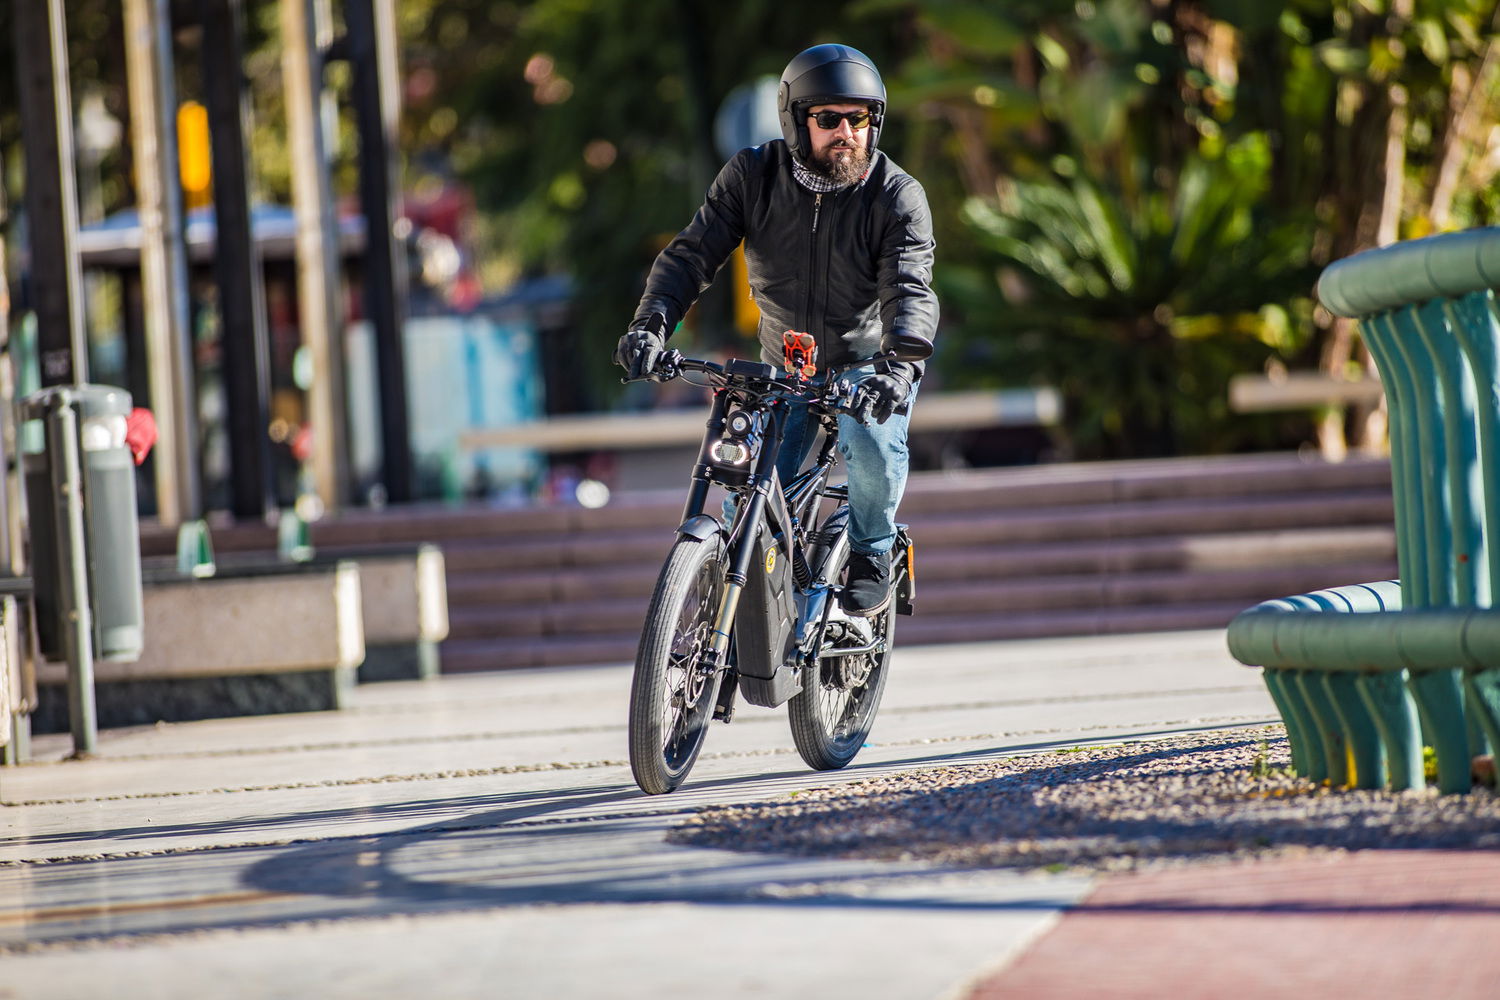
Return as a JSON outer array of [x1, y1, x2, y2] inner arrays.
[[628, 534, 727, 794], [787, 595, 895, 772]]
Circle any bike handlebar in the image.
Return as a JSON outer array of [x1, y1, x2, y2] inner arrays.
[[623, 350, 908, 421]]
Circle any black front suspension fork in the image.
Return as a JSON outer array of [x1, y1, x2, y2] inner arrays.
[[680, 389, 730, 524], [705, 404, 785, 664]]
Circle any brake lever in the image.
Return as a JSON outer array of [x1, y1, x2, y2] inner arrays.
[[826, 376, 910, 423], [619, 349, 683, 384]]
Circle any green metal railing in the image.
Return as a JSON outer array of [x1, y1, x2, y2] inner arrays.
[[1228, 227, 1500, 793]]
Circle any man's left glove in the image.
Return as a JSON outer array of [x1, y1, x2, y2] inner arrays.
[[614, 326, 666, 380], [851, 372, 913, 425]]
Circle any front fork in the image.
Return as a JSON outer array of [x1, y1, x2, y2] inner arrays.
[[680, 402, 785, 680]]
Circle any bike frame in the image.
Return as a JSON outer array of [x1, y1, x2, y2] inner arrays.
[[672, 360, 854, 689], [626, 331, 932, 792]]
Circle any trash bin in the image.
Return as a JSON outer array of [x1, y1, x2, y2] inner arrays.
[[22, 385, 145, 663]]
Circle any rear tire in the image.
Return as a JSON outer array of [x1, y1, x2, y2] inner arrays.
[[628, 534, 727, 794], [788, 586, 896, 771]]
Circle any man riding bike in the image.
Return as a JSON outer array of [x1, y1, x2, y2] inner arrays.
[[616, 43, 939, 617]]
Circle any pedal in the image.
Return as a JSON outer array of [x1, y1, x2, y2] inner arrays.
[[827, 603, 875, 646]]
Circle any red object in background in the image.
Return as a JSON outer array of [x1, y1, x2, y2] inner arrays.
[[291, 425, 313, 464], [125, 408, 157, 466]]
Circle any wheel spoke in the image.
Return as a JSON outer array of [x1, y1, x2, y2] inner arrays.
[[629, 536, 727, 794], [654, 558, 722, 760], [789, 591, 894, 772]]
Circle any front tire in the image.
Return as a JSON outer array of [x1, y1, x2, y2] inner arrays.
[[628, 534, 727, 794], [787, 594, 895, 772]]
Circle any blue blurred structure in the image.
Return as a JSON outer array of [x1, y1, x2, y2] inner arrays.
[[69, 206, 546, 510]]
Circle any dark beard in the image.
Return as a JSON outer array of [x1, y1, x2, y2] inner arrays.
[[808, 141, 869, 186]]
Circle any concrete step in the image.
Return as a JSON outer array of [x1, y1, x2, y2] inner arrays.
[[432, 488, 1391, 581], [435, 600, 1275, 674], [132, 453, 1401, 675], [440, 560, 1397, 650], [896, 453, 1391, 511], [909, 526, 1396, 581], [137, 454, 1393, 554], [906, 492, 1392, 547], [442, 525, 1395, 609]]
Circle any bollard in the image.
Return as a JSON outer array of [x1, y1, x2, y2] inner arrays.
[[21, 385, 146, 755]]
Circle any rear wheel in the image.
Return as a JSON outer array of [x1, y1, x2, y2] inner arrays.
[[788, 589, 895, 771], [628, 534, 727, 794]]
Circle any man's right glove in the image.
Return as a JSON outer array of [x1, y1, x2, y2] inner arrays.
[[614, 326, 666, 380]]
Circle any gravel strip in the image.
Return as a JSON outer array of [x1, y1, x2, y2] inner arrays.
[[669, 726, 1500, 873]]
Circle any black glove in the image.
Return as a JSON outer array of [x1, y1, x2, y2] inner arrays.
[[851, 372, 913, 425], [614, 327, 666, 380]]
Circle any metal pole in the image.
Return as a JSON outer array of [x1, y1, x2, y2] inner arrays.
[[345, 0, 413, 502], [281, 0, 350, 511], [0, 155, 31, 765], [0, 151, 19, 577], [46, 396, 97, 757], [199, 0, 274, 519], [14, 0, 88, 386], [124, 0, 202, 527]]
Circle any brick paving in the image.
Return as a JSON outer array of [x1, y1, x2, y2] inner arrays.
[[967, 849, 1500, 999]]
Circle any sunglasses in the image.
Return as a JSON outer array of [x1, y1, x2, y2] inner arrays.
[[807, 109, 877, 130]]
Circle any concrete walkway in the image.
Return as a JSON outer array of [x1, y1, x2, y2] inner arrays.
[[14, 629, 1472, 998]]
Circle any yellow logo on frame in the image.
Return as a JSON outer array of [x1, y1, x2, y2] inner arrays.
[[765, 547, 777, 574]]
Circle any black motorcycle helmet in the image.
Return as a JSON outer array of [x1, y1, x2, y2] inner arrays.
[[777, 44, 886, 163]]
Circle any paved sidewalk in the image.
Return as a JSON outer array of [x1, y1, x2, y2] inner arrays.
[[9, 630, 1490, 997]]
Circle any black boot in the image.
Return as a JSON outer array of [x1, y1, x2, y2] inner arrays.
[[841, 549, 893, 617]]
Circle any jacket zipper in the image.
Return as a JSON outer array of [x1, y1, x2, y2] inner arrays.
[[801, 193, 822, 338]]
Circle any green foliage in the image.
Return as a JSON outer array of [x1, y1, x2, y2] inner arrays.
[[878, 0, 1500, 456], [399, 0, 912, 406], [4, 0, 1500, 443], [955, 136, 1316, 456]]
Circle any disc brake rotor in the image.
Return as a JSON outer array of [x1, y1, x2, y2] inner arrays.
[[672, 619, 714, 709]]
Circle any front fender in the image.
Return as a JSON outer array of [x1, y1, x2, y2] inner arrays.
[[676, 514, 723, 542]]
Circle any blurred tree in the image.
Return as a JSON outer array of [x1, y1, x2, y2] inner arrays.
[[4, 0, 1496, 450], [1215, 0, 1500, 456], [869, 0, 1500, 458], [395, 0, 918, 408]]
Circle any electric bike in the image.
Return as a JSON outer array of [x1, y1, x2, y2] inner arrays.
[[624, 330, 934, 794]]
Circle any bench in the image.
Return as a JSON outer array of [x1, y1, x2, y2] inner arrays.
[[30, 559, 364, 732], [315, 543, 449, 682], [1228, 227, 1500, 793], [165, 519, 450, 683]]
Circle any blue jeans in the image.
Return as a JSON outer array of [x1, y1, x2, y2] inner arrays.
[[774, 371, 914, 557]]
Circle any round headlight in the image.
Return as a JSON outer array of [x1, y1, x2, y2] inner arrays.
[[726, 410, 753, 437], [708, 439, 752, 466]]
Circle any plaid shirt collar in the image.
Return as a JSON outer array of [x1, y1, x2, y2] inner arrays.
[[792, 157, 854, 194]]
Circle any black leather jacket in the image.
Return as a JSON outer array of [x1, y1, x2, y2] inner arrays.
[[632, 140, 938, 379]]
